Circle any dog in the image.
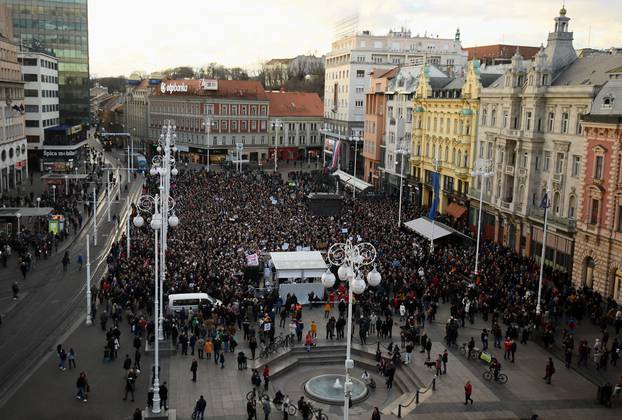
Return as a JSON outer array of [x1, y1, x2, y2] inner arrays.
[[423, 361, 436, 369]]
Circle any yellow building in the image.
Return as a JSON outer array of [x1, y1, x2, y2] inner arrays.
[[411, 60, 497, 218]]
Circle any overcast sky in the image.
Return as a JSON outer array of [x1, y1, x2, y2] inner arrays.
[[88, 0, 621, 77]]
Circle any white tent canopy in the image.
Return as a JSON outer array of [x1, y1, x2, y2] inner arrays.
[[270, 251, 328, 279], [332, 170, 373, 192], [404, 217, 453, 241]]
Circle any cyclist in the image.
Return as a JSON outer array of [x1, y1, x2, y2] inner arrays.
[[490, 357, 502, 381]]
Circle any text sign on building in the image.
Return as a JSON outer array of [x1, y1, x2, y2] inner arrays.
[[160, 82, 189, 94], [200, 79, 218, 90], [43, 150, 77, 158]]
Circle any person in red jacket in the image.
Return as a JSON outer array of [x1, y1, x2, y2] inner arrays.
[[464, 380, 473, 405]]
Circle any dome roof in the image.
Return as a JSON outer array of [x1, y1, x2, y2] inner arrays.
[[560, 6, 567, 16]]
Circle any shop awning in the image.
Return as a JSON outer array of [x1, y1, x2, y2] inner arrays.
[[0, 207, 55, 217], [332, 170, 373, 192], [404, 217, 454, 241], [446, 202, 467, 219]]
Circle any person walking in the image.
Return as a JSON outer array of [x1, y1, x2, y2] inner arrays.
[[193, 395, 207, 420], [133, 408, 142, 420], [219, 351, 225, 369], [205, 338, 213, 361], [62, 251, 70, 272], [543, 357, 555, 384], [123, 369, 137, 402], [435, 354, 442, 377], [68, 348, 77, 369], [247, 399, 257, 420], [11, 281, 19, 300], [371, 407, 381, 420], [75, 371, 89, 402], [160, 381, 168, 411], [123, 354, 132, 371], [464, 380, 473, 405], [262, 397, 271, 420], [191, 358, 198, 381], [442, 349, 448, 375]]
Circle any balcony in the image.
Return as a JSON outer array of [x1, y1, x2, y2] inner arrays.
[[505, 165, 515, 176], [455, 167, 470, 177], [528, 206, 577, 232], [501, 200, 513, 210], [501, 128, 522, 138], [593, 178, 604, 187]]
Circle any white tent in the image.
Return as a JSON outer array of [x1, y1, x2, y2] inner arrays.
[[404, 217, 453, 241], [269, 251, 328, 279], [332, 170, 373, 192]]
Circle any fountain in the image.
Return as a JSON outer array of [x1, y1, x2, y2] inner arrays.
[[304, 374, 368, 405]]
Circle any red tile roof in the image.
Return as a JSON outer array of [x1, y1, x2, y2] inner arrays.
[[152, 79, 268, 100], [265, 91, 323, 117], [464, 44, 540, 60]]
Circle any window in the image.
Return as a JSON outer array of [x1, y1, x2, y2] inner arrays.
[[602, 95, 614, 110], [491, 109, 497, 126], [555, 152, 565, 174], [503, 111, 508, 128], [521, 152, 528, 168], [544, 152, 551, 172], [594, 155, 604, 179], [590, 199, 600, 225], [356, 70, 365, 78], [25, 120, 39, 127], [548, 112, 555, 132], [618, 205, 622, 232], [568, 195, 576, 219], [576, 114, 583, 134], [561, 112, 569, 133], [24, 89, 38, 97], [525, 112, 532, 130], [23, 73, 37, 82], [535, 155, 540, 170], [355, 100, 363, 107], [572, 155, 580, 177], [25, 105, 39, 113]]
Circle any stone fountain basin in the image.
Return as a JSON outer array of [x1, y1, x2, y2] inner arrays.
[[304, 374, 369, 405]]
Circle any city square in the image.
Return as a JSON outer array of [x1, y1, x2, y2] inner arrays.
[[1, 1, 622, 420]]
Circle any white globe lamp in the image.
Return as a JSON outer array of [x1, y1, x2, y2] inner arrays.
[[321, 270, 336, 288], [367, 267, 382, 287], [150, 214, 162, 230], [168, 215, 179, 228], [133, 215, 144, 227], [149, 167, 158, 176], [171, 167, 178, 176], [351, 277, 366, 294]]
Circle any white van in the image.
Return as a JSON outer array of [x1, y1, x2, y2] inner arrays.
[[167, 293, 222, 313]]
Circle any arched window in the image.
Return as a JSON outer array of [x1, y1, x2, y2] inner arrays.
[[482, 109, 488, 126], [553, 191, 561, 214], [583, 257, 595, 288], [568, 195, 576, 219], [491, 109, 497, 126], [457, 150, 462, 167]]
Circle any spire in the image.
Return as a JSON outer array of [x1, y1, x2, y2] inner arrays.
[[560, 4, 567, 16], [455, 27, 460, 41]]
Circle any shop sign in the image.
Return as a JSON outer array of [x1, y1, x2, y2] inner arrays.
[[200, 79, 218, 90], [68, 124, 82, 135], [160, 82, 188, 94], [43, 150, 77, 158]]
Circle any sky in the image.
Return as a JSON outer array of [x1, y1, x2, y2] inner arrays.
[[88, 0, 622, 77]]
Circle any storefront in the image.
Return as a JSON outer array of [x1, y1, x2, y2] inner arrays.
[[269, 147, 300, 162], [42, 125, 88, 172]]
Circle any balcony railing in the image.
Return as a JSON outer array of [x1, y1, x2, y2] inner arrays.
[[505, 165, 515, 176], [527, 206, 577, 232]]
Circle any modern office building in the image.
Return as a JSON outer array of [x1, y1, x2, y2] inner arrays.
[[1, 0, 90, 125], [19, 48, 60, 170]]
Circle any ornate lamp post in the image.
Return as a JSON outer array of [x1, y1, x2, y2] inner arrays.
[[321, 240, 381, 420], [271, 119, 283, 172], [396, 137, 411, 228], [472, 157, 494, 279]]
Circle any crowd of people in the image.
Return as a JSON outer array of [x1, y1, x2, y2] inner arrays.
[[85, 165, 622, 417]]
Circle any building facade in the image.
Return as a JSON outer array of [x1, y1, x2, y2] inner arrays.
[[412, 61, 496, 216], [264, 58, 292, 90], [2, 0, 90, 125], [323, 28, 467, 178], [265, 91, 323, 162], [149, 79, 270, 165], [0, 33, 26, 193], [19, 48, 59, 169], [362, 68, 396, 185], [125, 72, 157, 152], [464, 44, 541, 66], [469, 7, 622, 273], [572, 66, 622, 301]]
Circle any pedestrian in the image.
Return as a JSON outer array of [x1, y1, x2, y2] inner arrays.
[[12, 281, 19, 300], [435, 354, 442, 376], [464, 380, 473, 405], [564, 347, 572, 368], [262, 397, 271, 420], [133, 407, 142, 420], [442, 349, 448, 374], [405, 343, 413, 364], [247, 399, 257, 420], [77, 254, 83, 271], [75, 371, 89, 402], [543, 357, 555, 384], [57, 345, 67, 371], [205, 338, 213, 361], [160, 381, 168, 410], [371, 407, 381, 420], [123, 369, 137, 402], [62, 251, 70, 272], [219, 351, 225, 369], [197, 336, 205, 359], [510, 339, 517, 363], [134, 349, 142, 371], [191, 358, 198, 381], [193, 395, 207, 420], [123, 354, 132, 371]]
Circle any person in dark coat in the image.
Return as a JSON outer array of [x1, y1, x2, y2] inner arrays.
[[194, 395, 207, 420], [543, 357, 555, 384], [191, 359, 198, 381]]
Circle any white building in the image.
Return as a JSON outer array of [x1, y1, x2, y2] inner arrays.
[[323, 27, 467, 176], [0, 34, 27, 193], [19, 49, 60, 169], [470, 7, 622, 272]]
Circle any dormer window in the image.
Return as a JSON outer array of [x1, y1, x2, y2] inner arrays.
[[603, 95, 614, 110]]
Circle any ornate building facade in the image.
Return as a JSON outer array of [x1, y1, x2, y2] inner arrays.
[[469, 7, 622, 273], [573, 66, 622, 301]]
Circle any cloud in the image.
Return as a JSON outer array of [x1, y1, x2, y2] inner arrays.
[[88, 0, 621, 77]]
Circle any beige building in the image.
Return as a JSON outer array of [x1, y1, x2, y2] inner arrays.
[[0, 33, 26, 193], [263, 58, 292, 90]]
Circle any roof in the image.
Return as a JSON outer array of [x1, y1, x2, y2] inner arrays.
[[152, 79, 268, 100], [265, 91, 323, 117], [552, 55, 622, 86], [0, 207, 55, 217], [582, 114, 622, 124], [480, 72, 503, 88], [588, 79, 622, 116], [265, 58, 293, 66], [464, 44, 541, 60]]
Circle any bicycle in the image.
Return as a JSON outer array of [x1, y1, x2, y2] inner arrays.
[[482, 369, 508, 384], [246, 387, 268, 402], [287, 402, 328, 419], [459, 342, 479, 359]]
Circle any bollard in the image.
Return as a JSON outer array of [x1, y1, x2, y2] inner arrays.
[[416, 389, 420, 404], [397, 404, 402, 418], [432, 377, 436, 391]]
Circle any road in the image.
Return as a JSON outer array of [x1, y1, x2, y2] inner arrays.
[[0, 136, 143, 411]]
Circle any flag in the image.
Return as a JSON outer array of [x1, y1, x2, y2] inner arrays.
[[428, 171, 440, 219], [330, 139, 341, 171], [539, 191, 550, 209]]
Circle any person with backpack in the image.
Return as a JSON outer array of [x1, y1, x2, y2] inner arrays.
[[123, 369, 137, 401], [193, 395, 207, 420]]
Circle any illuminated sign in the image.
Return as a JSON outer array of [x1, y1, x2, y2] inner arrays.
[[200, 79, 218, 90], [160, 82, 189, 94]]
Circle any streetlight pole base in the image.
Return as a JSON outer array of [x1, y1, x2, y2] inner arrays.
[[143, 408, 176, 420]]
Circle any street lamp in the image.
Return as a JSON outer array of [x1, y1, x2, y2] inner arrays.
[[471, 158, 494, 279], [51, 185, 56, 202], [15, 212, 21, 235], [396, 137, 411, 228], [36, 197, 40, 208], [202, 117, 216, 172], [536, 179, 552, 316], [348, 131, 363, 200], [271, 120, 283, 172], [322, 240, 381, 420]]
